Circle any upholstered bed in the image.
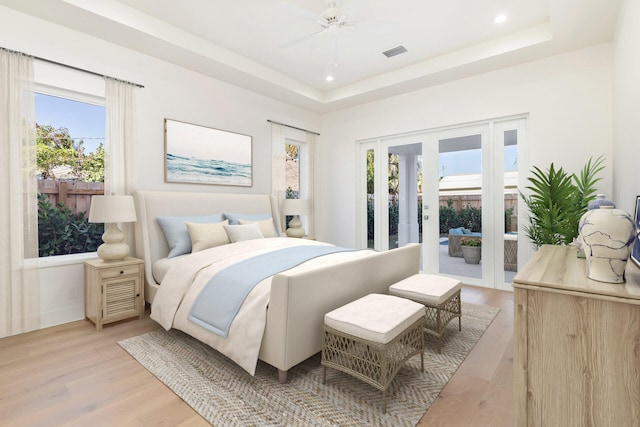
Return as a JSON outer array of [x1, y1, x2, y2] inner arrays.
[[133, 190, 421, 382]]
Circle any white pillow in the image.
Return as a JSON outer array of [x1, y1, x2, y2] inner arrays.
[[238, 218, 276, 238], [223, 223, 264, 243], [186, 220, 230, 253]]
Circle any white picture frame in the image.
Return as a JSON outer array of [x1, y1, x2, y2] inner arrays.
[[164, 118, 252, 187]]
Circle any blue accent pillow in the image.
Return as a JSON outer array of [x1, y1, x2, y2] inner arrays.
[[449, 227, 464, 235], [157, 214, 224, 258], [462, 228, 473, 234], [224, 212, 278, 237]]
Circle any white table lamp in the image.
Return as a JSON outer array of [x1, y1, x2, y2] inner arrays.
[[281, 198, 310, 238], [89, 195, 137, 261]]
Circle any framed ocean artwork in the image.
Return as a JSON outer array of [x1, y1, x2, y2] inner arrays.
[[632, 195, 640, 268], [164, 118, 252, 186]]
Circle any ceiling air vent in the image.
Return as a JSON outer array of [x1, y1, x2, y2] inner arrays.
[[382, 45, 407, 58]]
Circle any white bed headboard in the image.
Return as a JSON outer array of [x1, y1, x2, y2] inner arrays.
[[133, 190, 282, 297]]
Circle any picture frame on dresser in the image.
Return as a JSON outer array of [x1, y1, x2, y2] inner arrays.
[[632, 195, 640, 267], [164, 118, 252, 187]]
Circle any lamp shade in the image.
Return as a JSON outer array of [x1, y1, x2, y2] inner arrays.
[[281, 198, 310, 216], [89, 195, 137, 223]]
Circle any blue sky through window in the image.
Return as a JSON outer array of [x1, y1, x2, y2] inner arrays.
[[439, 145, 518, 176], [35, 92, 105, 153]]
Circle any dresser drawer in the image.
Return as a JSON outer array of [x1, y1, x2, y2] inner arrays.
[[101, 264, 141, 279]]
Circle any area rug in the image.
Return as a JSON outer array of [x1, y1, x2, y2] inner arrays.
[[119, 302, 499, 426]]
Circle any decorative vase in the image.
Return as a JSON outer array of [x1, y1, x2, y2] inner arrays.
[[578, 206, 635, 283], [462, 246, 481, 264], [588, 194, 616, 210]]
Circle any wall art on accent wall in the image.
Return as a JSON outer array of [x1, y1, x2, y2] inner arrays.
[[164, 118, 252, 186], [632, 195, 640, 268]]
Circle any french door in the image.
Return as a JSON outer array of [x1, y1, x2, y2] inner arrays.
[[357, 117, 525, 290]]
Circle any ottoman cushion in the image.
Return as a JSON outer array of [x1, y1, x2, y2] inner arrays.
[[390, 274, 462, 306], [324, 293, 425, 344]]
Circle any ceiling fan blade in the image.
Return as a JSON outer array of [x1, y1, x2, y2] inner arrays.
[[279, 28, 327, 49]]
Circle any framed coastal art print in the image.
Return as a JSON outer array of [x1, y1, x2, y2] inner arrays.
[[164, 118, 252, 186], [632, 195, 640, 267]]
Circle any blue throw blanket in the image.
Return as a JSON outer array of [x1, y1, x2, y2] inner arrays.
[[188, 245, 356, 337]]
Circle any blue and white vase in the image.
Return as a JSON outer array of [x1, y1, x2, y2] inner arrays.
[[578, 206, 635, 283]]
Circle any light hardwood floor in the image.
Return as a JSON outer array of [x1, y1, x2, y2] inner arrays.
[[0, 285, 513, 426]]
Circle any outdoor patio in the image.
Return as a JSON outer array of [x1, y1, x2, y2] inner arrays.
[[438, 241, 518, 284]]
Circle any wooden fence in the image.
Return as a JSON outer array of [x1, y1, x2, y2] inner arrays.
[[38, 180, 104, 215]]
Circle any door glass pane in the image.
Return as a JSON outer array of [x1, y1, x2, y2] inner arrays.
[[438, 135, 482, 279], [388, 143, 422, 250], [367, 148, 375, 249], [504, 129, 518, 282]]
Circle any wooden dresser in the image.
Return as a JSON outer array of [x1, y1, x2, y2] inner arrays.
[[513, 245, 640, 426]]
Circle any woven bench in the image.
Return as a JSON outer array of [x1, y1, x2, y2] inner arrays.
[[389, 274, 461, 352], [321, 293, 425, 413]]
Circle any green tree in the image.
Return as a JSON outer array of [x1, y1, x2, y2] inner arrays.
[[80, 144, 105, 182], [285, 143, 298, 160], [36, 124, 104, 182]]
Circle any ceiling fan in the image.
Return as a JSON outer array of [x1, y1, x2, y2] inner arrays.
[[280, 0, 357, 49]]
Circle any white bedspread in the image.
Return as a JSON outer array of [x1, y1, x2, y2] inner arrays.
[[150, 237, 374, 375]]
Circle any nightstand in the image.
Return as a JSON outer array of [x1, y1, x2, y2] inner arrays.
[[84, 257, 144, 331]]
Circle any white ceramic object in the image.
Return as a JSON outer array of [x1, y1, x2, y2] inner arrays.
[[578, 207, 635, 283]]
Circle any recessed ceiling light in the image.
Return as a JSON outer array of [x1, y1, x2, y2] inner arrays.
[[494, 14, 507, 24], [326, 75, 334, 82]]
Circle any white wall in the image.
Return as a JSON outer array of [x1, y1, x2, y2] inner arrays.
[[613, 0, 640, 215], [317, 43, 614, 268], [0, 6, 320, 328]]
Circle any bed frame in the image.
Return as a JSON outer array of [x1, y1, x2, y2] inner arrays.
[[133, 190, 421, 382]]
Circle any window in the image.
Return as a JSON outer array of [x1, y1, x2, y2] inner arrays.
[[284, 140, 308, 231], [271, 123, 315, 238], [285, 142, 301, 199], [35, 91, 105, 257]]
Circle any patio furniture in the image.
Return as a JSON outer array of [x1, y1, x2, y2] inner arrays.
[[447, 228, 481, 257], [504, 234, 518, 271], [389, 274, 462, 352], [321, 294, 425, 413], [448, 229, 518, 271]]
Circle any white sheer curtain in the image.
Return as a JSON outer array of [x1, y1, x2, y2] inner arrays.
[[0, 49, 40, 338], [271, 123, 287, 234], [104, 77, 137, 251]]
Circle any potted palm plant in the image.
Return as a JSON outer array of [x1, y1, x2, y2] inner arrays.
[[521, 155, 605, 249], [460, 237, 481, 264]]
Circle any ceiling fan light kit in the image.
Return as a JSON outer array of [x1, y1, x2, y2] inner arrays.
[[280, 0, 365, 82]]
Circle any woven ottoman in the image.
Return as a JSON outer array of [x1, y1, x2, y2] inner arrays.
[[389, 274, 462, 352], [321, 293, 425, 413]]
